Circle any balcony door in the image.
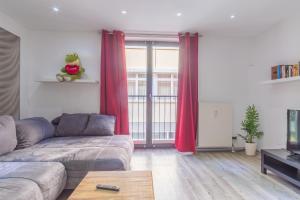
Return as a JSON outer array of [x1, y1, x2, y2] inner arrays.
[[126, 41, 179, 148]]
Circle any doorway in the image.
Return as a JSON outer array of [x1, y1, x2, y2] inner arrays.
[[126, 41, 179, 148]]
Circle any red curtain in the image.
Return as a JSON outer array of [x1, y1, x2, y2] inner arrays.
[[175, 32, 199, 152], [100, 30, 129, 135]]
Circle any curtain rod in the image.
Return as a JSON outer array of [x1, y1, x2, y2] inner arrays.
[[127, 33, 202, 38], [102, 31, 203, 38]]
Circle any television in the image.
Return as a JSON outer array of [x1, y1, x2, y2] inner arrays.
[[287, 109, 300, 155]]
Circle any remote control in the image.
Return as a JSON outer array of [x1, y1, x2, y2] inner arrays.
[[96, 184, 120, 192]]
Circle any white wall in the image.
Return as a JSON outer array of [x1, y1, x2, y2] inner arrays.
[[24, 31, 101, 120], [199, 35, 253, 147], [249, 15, 300, 149], [0, 11, 101, 120], [0, 12, 25, 36]]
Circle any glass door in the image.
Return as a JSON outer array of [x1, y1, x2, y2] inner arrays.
[[126, 41, 179, 148], [126, 42, 147, 145], [151, 43, 179, 146]]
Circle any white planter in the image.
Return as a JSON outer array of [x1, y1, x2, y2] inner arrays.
[[245, 143, 257, 156]]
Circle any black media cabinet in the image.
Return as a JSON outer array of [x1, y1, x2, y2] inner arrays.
[[261, 149, 300, 187]]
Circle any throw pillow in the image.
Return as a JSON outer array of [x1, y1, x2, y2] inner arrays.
[[15, 117, 54, 149], [83, 114, 116, 136], [56, 113, 89, 136]]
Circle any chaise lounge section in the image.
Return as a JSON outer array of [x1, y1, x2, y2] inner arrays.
[[0, 162, 66, 200], [0, 114, 134, 199], [0, 135, 134, 189]]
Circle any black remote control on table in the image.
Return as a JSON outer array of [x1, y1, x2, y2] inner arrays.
[[96, 184, 120, 192]]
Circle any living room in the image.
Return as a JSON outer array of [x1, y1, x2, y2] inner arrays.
[[0, 0, 300, 199]]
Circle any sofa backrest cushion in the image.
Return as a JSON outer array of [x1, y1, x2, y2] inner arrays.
[[56, 113, 89, 136], [83, 114, 115, 136], [15, 117, 54, 149], [0, 115, 17, 155], [51, 115, 62, 126]]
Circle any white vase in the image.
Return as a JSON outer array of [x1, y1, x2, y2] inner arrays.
[[245, 143, 257, 156]]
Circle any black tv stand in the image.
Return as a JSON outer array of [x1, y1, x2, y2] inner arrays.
[[288, 153, 300, 161], [261, 149, 300, 187]]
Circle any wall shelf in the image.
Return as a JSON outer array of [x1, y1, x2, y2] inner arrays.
[[36, 78, 99, 84], [261, 76, 300, 85]]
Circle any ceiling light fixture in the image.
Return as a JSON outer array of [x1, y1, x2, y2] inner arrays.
[[176, 12, 182, 17], [52, 7, 60, 12], [230, 15, 236, 19], [121, 10, 127, 14]]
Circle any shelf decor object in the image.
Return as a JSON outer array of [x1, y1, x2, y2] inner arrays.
[[56, 53, 85, 82], [271, 64, 299, 80], [261, 62, 300, 85], [36, 53, 99, 84]]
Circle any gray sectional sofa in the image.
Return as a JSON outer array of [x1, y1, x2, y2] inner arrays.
[[0, 114, 134, 200], [0, 162, 66, 200]]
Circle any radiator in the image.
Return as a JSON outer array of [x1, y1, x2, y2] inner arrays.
[[197, 102, 233, 148]]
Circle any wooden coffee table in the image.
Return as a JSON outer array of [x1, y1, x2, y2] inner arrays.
[[68, 171, 155, 200]]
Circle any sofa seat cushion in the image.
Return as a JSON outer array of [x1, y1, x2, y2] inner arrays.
[[0, 162, 66, 200], [0, 178, 43, 200], [0, 136, 134, 189], [36, 135, 133, 154]]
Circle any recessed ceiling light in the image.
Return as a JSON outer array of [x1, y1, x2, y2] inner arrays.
[[121, 10, 127, 14], [52, 7, 60, 12], [177, 12, 182, 17], [230, 15, 236, 19]]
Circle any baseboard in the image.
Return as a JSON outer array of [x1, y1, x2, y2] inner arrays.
[[196, 147, 245, 152], [134, 143, 175, 149]]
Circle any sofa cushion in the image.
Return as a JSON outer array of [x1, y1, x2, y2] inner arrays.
[[0, 135, 134, 189], [0, 115, 17, 155], [0, 178, 43, 200], [51, 115, 62, 126], [83, 114, 115, 136], [56, 113, 89, 136], [0, 162, 66, 200], [15, 117, 55, 149]]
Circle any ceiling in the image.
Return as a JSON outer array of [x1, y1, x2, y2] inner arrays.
[[0, 0, 299, 37]]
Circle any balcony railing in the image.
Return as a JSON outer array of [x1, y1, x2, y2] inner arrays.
[[128, 95, 177, 143]]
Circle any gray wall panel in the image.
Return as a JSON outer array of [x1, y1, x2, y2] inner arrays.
[[0, 27, 20, 119]]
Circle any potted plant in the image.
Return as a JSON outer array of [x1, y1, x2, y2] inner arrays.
[[239, 105, 263, 156]]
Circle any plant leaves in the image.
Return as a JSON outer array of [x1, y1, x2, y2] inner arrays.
[[240, 105, 263, 143]]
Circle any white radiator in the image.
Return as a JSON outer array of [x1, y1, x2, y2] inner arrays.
[[197, 102, 233, 148]]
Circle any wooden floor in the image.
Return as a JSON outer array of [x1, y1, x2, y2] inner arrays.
[[131, 149, 300, 200]]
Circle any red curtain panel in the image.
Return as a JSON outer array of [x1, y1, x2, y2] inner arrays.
[[175, 32, 199, 152], [100, 30, 129, 135]]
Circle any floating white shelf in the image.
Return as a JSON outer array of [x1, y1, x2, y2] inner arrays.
[[261, 76, 300, 85], [36, 78, 99, 84]]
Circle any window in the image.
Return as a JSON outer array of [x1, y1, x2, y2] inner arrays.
[[126, 45, 179, 98]]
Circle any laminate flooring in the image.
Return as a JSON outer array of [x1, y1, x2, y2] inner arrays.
[[130, 149, 300, 200]]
